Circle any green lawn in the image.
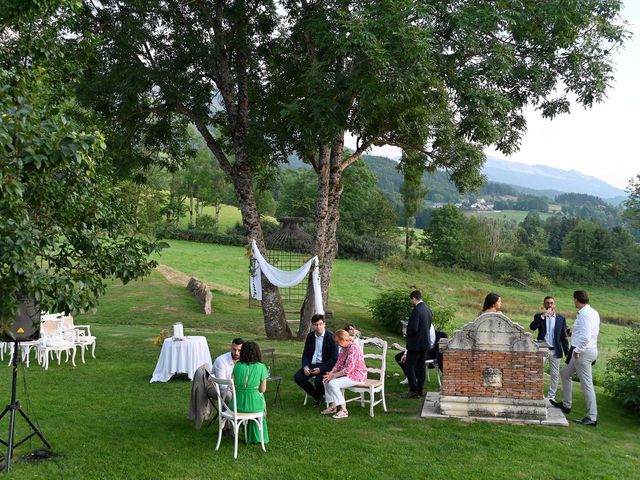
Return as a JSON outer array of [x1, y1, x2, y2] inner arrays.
[[465, 209, 553, 222], [1, 269, 638, 479]]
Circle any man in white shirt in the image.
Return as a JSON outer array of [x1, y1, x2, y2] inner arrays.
[[550, 291, 600, 426], [212, 338, 244, 394]]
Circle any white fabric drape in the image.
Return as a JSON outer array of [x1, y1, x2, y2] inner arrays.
[[249, 239, 324, 315]]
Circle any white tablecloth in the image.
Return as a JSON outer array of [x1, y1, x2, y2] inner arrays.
[[150, 336, 212, 383]]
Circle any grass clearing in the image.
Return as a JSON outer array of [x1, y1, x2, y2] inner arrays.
[[2, 241, 639, 478]]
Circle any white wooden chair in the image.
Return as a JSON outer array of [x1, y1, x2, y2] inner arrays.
[[344, 337, 388, 417], [37, 317, 76, 370], [61, 315, 96, 363], [210, 376, 266, 459]]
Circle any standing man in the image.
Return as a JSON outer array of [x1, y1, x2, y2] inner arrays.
[[293, 314, 339, 406], [550, 290, 600, 426], [399, 290, 432, 398], [530, 296, 569, 403]]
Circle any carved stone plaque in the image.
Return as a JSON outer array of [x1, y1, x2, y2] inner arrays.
[[483, 367, 503, 387]]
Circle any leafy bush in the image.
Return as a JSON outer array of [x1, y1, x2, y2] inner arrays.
[[368, 288, 454, 334], [195, 214, 217, 231], [493, 254, 529, 280], [604, 326, 640, 416], [528, 271, 551, 290], [337, 230, 398, 261]]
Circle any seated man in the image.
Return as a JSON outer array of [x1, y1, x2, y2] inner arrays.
[[293, 314, 339, 406], [212, 337, 244, 398]]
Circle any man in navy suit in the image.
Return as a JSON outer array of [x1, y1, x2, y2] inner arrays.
[[293, 314, 339, 406], [399, 290, 432, 398], [530, 296, 570, 402]]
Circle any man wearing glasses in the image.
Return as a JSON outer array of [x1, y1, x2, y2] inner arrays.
[[530, 296, 570, 404]]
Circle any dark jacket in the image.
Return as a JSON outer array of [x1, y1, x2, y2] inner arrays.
[[530, 312, 570, 358], [406, 301, 432, 352], [301, 329, 339, 373]]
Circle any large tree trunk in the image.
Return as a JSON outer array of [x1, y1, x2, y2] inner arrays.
[[233, 162, 292, 339], [298, 141, 345, 338]]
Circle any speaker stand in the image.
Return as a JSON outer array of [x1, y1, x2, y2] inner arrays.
[[0, 341, 51, 472]]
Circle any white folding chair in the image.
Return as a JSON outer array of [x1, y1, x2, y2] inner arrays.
[[37, 317, 76, 370], [344, 337, 388, 417], [210, 377, 266, 459], [61, 315, 96, 363]]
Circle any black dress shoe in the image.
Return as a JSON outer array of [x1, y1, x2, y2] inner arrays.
[[573, 417, 597, 427], [549, 399, 571, 414], [402, 391, 420, 399], [314, 395, 325, 407]]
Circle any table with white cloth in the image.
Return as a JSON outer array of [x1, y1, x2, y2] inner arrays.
[[150, 336, 212, 383]]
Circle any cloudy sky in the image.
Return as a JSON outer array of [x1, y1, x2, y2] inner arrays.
[[347, 3, 639, 190]]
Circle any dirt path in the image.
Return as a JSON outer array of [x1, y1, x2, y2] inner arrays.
[[156, 264, 248, 297]]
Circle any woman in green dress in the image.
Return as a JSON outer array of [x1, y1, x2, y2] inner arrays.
[[232, 341, 269, 444]]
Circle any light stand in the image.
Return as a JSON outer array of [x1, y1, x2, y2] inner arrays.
[[0, 340, 51, 472]]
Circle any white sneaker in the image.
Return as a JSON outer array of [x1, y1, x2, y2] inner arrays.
[[400, 378, 408, 385]]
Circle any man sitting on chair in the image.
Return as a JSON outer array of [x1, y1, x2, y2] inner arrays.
[[212, 338, 244, 398], [294, 314, 339, 407]]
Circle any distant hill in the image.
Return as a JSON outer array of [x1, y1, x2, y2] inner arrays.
[[283, 153, 627, 206], [483, 156, 626, 202]]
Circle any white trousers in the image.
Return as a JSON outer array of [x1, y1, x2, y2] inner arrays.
[[545, 351, 561, 400], [560, 348, 598, 420], [325, 376, 360, 406]]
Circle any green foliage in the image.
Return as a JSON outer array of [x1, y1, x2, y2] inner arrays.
[[422, 205, 467, 267], [0, 6, 160, 327], [562, 219, 612, 269], [493, 255, 530, 281], [623, 173, 640, 231], [514, 211, 548, 254], [195, 214, 218, 232], [368, 288, 454, 334], [604, 326, 640, 416]]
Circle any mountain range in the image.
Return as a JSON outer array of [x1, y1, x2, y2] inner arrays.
[[286, 152, 627, 205], [483, 156, 627, 203]]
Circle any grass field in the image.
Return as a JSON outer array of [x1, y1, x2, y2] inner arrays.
[[1, 271, 637, 479], [2, 240, 639, 479], [465, 209, 553, 222]]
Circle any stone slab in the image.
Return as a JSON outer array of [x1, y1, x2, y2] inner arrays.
[[421, 392, 568, 427]]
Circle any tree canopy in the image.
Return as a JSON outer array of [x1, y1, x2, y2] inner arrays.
[[0, 1, 160, 329]]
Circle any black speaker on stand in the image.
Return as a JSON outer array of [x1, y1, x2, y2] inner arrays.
[[0, 299, 51, 472]]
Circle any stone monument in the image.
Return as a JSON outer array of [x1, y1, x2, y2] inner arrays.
[[421, 312, 567, 425]]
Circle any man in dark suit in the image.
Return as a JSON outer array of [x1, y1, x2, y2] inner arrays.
[[399, 290, 432, 398], [530, 295, 570, 402], [293, 314, 339, 406]]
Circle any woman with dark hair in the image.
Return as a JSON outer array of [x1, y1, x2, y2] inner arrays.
[[481, 293, 502, 314], [232, 341, 269, 444]]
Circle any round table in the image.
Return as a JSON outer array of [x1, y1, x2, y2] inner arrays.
[[150, 336, 212, 383]]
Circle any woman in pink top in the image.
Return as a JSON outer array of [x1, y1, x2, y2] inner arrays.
[[321, 329, 367, 419]]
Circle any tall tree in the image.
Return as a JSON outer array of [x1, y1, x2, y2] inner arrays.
[[271, 0, 627, 335], [75, 0, 292, 338], [623, 173, 640, 231], [400, 152, 428, 257], [73, 1, 627, 338]]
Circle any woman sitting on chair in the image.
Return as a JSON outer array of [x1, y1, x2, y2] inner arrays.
[[232, 341, 269, 444], [321, 329, 367, 419]]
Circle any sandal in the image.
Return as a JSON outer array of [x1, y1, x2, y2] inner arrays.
[[332, 410, 349, 419], [321, 407, 337, 415]]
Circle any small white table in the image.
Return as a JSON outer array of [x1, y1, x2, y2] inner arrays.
[[150, 336, 212, 383]]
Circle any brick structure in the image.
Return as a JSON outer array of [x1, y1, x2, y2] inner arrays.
[[438, 312, 548, 420]]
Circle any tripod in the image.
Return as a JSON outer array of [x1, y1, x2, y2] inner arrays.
[[0, 340, 51, 472]]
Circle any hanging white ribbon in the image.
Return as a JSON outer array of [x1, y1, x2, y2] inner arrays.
[[249, 240, 324, 315]]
